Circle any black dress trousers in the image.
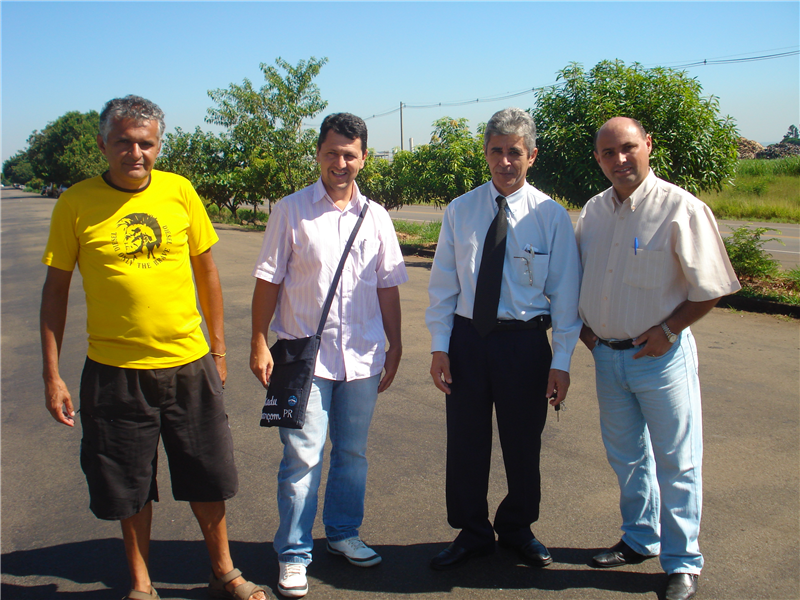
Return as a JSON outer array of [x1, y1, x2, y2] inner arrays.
[[445, 315, 552, 549]]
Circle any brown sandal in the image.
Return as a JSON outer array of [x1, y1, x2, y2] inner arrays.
[[208, 568, 265, 600], [124, 588, 160, 600]]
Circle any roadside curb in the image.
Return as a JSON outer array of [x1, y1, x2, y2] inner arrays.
[[718, 294, 800, 318], [400, 244, 799, 318]]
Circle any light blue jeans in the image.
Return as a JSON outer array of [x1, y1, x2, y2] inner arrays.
[[592, 329, 704, 575], [274, 375, 379, 565]]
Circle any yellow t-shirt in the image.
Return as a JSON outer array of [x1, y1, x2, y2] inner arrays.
[[42, 170, 219, 368]]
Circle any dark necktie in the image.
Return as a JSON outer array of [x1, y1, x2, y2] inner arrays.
[[472, 195, 508, 337]]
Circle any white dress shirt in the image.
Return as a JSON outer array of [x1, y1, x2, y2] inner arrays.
[[426, 180, 582, 373], [576, 169, 740, 340], [253, 179, 408, 381]]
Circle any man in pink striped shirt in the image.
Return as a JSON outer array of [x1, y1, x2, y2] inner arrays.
[[250, 113, 408, 598]]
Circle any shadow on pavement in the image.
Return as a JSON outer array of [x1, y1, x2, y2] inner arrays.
[[3, 538, 666, 598]]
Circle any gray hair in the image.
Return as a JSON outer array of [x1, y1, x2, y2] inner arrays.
[[483, 108, 536, 154], [99, 95, 165, 142]]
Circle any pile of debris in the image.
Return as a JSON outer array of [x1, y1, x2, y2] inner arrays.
[[737, 137, 764, 159], [755, 142, 800, 160]]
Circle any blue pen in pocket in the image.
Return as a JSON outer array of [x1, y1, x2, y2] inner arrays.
[[634, 237, 639, 256]]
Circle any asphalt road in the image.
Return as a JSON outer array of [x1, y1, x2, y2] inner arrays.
[[391, 205, 800, 270], [2, 189, 798, 600]]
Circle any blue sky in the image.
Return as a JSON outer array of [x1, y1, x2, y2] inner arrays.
[[2, 1, 798, 164]]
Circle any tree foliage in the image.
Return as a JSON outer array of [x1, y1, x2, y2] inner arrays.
[[25, 110, 106, 185], [205, 56, 328, 206], [360, 117, 488, 208], [157, 127, 256, 215], [530, 60, 739, 205], [783, 124, 800, 145], [357, 151, 406, 211], [2, 151, 34, 185]]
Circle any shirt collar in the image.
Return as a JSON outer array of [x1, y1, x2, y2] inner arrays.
[[489, 180, 527, 213], [609, 168, 657, 212], [312, 178, 366, 212]]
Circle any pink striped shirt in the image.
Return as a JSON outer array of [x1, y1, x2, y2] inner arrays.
[[253, 179, 408, 381]]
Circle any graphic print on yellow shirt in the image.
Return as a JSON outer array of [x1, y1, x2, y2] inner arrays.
[[42, 170, 219, 369]]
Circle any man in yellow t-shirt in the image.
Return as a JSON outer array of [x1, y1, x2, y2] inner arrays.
[[40, 95, 265, 600]]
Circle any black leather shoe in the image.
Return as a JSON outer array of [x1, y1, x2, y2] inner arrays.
[[499, 537, 552, 567], [591, 539, 657, 568], [666, 573, 699, 600], [430, 541, 495, 571]]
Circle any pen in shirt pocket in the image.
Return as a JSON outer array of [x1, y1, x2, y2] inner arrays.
[[523, 243, 547, 256], [634, 237, 639, 256]]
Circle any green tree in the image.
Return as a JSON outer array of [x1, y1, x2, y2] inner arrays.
[[2, 151, 35, 184], [157, 127, 258, 215], [206, 56, 328, 207], [402, 117, 489, 206], [357, 152, 405, 210], [26, 110, 106, 185], [530, 60, 739, 205], [783, 124, 800, 144]]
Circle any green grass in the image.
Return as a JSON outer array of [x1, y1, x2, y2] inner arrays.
[[737, 284, 800, 306], [734, 155, 800, 177], [392, 219, 441, 245], [700, 157, 800, 223]]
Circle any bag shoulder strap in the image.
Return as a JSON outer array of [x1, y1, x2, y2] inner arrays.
[[316, 199, 370, 337]]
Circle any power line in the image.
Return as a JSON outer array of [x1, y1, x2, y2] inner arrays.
[[359, 47, 798, 123], [668, 49, 799, 69]]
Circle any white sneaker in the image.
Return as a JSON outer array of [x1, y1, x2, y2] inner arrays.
[[278, 562, 308, 598], [327, 536, 382, 567]]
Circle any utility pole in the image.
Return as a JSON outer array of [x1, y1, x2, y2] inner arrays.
[[400, 102, 404, 151]]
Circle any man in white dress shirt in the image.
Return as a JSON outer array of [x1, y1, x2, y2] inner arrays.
[[426, 107, 582, 571], [576, 117, 740, 600], [250, 113, 408, 598]]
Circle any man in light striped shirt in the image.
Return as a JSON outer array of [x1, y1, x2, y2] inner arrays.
[[576, 117, 740, 600], [250, 113, 408, 598]]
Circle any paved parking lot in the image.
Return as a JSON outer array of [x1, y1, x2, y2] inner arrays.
[[2, 189, 798, 599]]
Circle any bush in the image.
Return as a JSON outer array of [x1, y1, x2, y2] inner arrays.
[[785, 266, 800, 288], [530, 60, 739, 206], [206, 203, 220, 219], [723, 225, 782, 279]]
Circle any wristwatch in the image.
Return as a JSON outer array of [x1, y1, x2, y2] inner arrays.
[[660, 322, 678, 343]]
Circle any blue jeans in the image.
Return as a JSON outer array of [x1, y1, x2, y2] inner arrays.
[[274, 375, 379, 565], [592, 329, 703, 575]]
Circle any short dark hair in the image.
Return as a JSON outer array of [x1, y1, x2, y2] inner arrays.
[[99, 95, 165, 142], [317, 113, 368, 153], [593, 117, 648, 150]]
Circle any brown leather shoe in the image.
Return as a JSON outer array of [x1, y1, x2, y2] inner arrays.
[[665, 573, 699, 600], [591, 539, 657, 568]]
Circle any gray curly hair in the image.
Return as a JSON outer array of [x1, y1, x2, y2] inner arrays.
[[99, 95, 165, 142], [483, 107, 536, 154]]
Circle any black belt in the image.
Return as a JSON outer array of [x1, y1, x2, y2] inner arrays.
[[457, 314, 551, 332], [597, 338, 637, 350]]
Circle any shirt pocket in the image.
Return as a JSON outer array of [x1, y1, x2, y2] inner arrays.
[[510, 252, 549, 289], [350, 239, 380, 320], [623, 248, 665, 290], [351, 239, 380, 279]]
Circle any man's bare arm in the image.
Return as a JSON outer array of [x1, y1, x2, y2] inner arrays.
[[40, 266, 76, 426], [633, 298, 721, 359], [377, 286, 402, 393], [250, 278, 281, 388], [191, 249, 227, 385]]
